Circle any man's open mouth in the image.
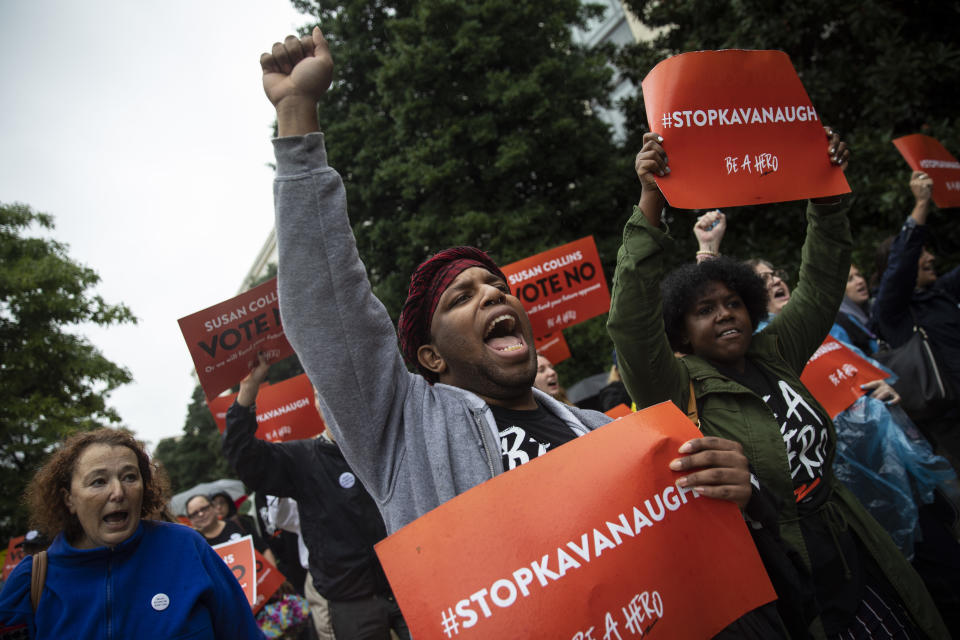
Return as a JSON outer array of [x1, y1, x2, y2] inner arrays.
[[772, 286, 788, 300], [484, 313, 524, 353], [718, 328, 741, 339]]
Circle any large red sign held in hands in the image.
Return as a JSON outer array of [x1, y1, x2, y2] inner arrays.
[[642, 49, 850, 208], [892, 134, 960, 208], [178, 278, 295, 399], [801, 336, 890, 419], [375, 403, 775, 640], [501, 236, 610, 339], [207, 373, 325, 442]]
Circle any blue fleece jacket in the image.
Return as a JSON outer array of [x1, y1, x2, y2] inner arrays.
[[0, 520, 263, 640]]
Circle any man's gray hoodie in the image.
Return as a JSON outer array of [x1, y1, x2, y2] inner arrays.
[[273, 133, 612, 535]]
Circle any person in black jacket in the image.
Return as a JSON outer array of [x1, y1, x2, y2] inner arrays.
[[871, 170, 960, 464], [222, 354, 409, 640]]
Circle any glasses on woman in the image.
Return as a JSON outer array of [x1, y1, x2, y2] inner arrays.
[[758, 269, 788, 284], [188, 504, 211, 519]]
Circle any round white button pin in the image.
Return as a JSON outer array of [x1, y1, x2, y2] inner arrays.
[[151, 593, 169, 611], [339, 472, 356, 489]]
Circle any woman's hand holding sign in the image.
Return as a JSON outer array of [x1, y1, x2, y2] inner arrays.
[[635, 131, 670, 227], [669, 437, 753, 509]]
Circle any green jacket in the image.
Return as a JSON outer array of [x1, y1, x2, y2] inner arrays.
[[607, 201, 947, 640]]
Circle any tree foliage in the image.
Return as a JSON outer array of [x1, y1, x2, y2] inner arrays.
[[0, 202, 136, 540], [616, 0, 960, 278], [288, 0, 636, 384]]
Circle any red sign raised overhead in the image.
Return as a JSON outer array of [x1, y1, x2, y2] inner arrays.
[[376, 403, 775, 640], [642, 49, 850, 208], [801, 336, 890, 418], [501, 237, 610, 339], [207, 373, 325, 443], [178, 278, 295, 399], [892, 134, 960, 208]]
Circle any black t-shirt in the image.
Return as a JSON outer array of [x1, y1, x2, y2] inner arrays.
[[719, 359, 864, 633], [717, 359, 830, 506], [490, 401, 577, 471], [203, 519, 247, 547]]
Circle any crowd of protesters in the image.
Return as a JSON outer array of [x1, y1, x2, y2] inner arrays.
[[2, 24, 959, 640]]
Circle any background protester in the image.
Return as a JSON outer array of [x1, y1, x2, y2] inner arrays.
[[871, 170, 960, 464], [262, 27, 782, 639], [835, 265, 879, 355], [187, 494, 249, 546], [223, 354, 407, 640], [533, 354, 571, 404], [0, 428, 261, 639], [609, 129, 948, 638], [210, 490, 277, 567]]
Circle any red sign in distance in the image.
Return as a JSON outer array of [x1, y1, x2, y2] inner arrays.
[[207, 373, 325, 443], [501, 236, 611, 340], [376, 402, 775, 640], [179, 278, 295, 400], [642, 49, 850, 208], [213, 535, 257, 609], [800, 336, 890, 419], [2, 536, 25, 581], [533, 332, 571, 365], [892, 134, 960, 208]]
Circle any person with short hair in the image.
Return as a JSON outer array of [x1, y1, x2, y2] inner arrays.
[[0, 428, 261, 639], [259, 26, 753, 536], [186, 494, 248, 547]]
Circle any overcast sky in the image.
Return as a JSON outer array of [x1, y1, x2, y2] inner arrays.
[[1, 0, 308, 449]]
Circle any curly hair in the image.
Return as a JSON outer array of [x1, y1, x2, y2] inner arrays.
[[24, 428, 168, 543], [661, 257, 770, 354]]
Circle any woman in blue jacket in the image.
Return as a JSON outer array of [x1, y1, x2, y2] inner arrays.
[[0, 428, 263, 639]]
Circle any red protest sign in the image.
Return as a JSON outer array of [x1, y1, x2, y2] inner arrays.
[[213, 535, 257, 609], [892, 134, 960, 208], [604, 403, 634, 420], [501, 237, 610, 339], [178, 278, 295, 399], [801, 336, 890, 419], [642, 50, 850, 209], [207, 373, 325, 442], [2, 536, 25, 581], [533, 333, 571, 365], [376, 402, 775, 640], [253, 550, 287, 614]]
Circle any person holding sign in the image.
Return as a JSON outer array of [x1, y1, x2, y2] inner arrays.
[[871, 171, 960, 460], [222, 354, 409, 640], [0, 429, 261, 639], [608, 131, 948, 639], [256, 28, 775, 636], [260, 26, 753, 529]]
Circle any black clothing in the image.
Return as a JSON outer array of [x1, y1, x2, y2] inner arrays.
[[490, 401, 577, 470], [204, 520, 247, 547], [222, 402, 391, 602]]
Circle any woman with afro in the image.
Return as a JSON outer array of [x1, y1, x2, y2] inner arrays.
[[607, 129, 946, 639]]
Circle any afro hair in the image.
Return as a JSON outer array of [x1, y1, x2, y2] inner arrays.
[[661, 256, 770, 354]]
